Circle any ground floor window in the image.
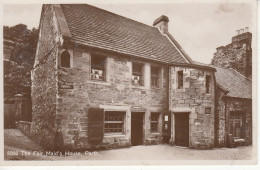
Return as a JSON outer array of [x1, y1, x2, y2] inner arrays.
[[151, 112, 160, 133], [229, 112, 243, 138], [104, 111, 125, 134]]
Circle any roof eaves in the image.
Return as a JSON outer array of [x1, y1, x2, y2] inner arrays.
[[169, 62, 216, 71], [216, 83, 229, 94]]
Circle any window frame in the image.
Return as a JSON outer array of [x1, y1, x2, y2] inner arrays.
[[60, 51, 71, 68], [150, 112, 160, 133], [132, 62, 144, 86], [177, 70, 183, 89], [104, 111, 125, 135], [229, 112, 244, 139], [151, 66, 160, 88], [206, 75, 211, 93], [91, 54, 106, 81]]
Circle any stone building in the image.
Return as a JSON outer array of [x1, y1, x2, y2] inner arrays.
[[212, 29, 252, 147], [211, 28, 252, 79], [30, 4, 216, 150]]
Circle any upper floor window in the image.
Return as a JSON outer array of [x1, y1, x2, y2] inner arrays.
[[151, 66, 160, 87], [132, 62, 143, 86], [61, 51, 70, 68], [177, 70, 183, 89], [91, 54, 105, 81], [206, 75, 211, 93]]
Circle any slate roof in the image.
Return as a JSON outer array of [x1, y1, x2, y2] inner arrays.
[[214, 67, 252, 99], [59, 4, 189, 64]]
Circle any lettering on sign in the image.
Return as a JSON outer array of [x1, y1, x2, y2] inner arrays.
[[59, 82, 74, 89], [131, 106, 146, 112]]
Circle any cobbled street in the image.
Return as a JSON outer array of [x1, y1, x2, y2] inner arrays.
[[4, 129, 252, 161]]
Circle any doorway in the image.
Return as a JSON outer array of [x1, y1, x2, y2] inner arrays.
[[131, 112, 144, 146], [175, 112, 189, 147]]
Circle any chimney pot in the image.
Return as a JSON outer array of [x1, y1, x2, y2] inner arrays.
[[153, 15, 169, 34]]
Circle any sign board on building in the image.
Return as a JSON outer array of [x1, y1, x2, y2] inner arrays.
[[131, 106, 146, 112], [59, 82, 74, 89]]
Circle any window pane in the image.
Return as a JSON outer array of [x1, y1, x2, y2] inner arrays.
[[178, 71, 183, 89], [229, 112, 243, 138], [206, 75, 211, 93], [105, 111, 125, 134], [151, 112, 159, 132], [151, 66, 160, 87], [132, 63, 143, 86], [91, 54, 105, 81]]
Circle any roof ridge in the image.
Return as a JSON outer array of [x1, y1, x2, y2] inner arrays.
[[61, 4, 156, 29]]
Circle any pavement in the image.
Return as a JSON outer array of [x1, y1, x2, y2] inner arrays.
[[4, 129, 253, 161]]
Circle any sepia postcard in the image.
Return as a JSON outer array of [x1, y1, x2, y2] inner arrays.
[[0, 0, 258, 168]]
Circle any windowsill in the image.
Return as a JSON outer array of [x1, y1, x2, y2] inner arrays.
[[151, 132, 160, 135], [131, 85, 149, 90], [176, 88, 185, 92], [205, 93, 212, 96], [86, 80, 111, 86], [104, 134, 126, 138], [151, 86, 161, 90]]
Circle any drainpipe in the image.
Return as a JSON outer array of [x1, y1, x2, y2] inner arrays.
[[166, 65, 171, 142], [213, 74, 217, 148]]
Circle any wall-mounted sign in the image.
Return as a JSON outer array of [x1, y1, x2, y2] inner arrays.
[[59, 82, 74, 89], [131, 106, 146, 112]]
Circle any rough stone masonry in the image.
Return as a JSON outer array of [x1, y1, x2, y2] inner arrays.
[[30, 4, 217, 151]]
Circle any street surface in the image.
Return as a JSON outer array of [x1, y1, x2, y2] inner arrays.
[[4, 129, 253, 161]]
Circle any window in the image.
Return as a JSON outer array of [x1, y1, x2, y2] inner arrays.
[[177, 71, 183, 89], [151, 112, 160, 133], [205, 108, 211, 114], [132, 62, 143, 86], [61, 51, 70, 68], [206, 75, 211, 93], [91, 54, 105, 81], [104, 111, 125, 134], [229, 112, 243, 138], [151, 66, 160, 87]]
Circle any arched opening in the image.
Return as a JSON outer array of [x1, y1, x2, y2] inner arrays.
[[61, 51, 70, 68]]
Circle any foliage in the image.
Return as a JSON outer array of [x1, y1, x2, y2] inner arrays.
[[4, 24, 39, 96]]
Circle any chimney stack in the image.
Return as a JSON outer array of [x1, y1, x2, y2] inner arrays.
[[240, 28, 244, 34], [245, 27, 249, 32], [236, 30, 240, 35], [153, 15, 169, 34]]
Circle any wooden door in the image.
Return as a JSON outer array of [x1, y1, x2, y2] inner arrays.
[[88, 108, 104, 146], [175, 113, 189, 147], [131, 112, 144, 146]]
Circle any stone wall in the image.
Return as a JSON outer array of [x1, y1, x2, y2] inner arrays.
[[31, 5, 62, 150], [169, 66, 215, 149], [226, 97, 252, 145], [211, 32, 252, 79], [215, 88, 252, 147], [215, 87, 227, 147], [57, 47, 168, 150]]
